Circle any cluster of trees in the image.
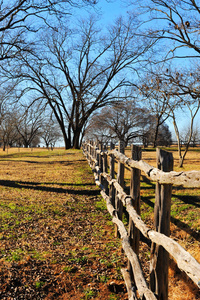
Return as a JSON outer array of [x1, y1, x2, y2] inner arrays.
[[0, 102, 62, 150], [0, 0, 199, 166], [85, 100, 172, 147]]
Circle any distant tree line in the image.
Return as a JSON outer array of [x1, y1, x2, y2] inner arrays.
[[0, 102, 62, 150]]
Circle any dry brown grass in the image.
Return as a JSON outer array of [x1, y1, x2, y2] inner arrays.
[[0, 147, 200, 299], [0, 148, 127, 300]]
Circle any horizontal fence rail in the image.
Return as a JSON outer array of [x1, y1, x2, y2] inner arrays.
[[92, 148, 200, 188], [82, 140, 200, 300]]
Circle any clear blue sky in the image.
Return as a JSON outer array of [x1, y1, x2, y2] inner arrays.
[[97, 0, 127, 22]]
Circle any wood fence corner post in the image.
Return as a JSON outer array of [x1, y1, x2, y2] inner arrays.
[[150, 148, 173, 300], [128, 145, 141, 279]]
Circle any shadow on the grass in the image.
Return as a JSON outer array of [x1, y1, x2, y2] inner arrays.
[[0, 180, 100, 196]]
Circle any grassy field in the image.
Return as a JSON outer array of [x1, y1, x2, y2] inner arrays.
[[0, 147, 200, 299]]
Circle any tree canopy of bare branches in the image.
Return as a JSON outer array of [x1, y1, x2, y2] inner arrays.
[[138, 66, 200, 166], [0, 0, 98, 61], [130, 0, 200, 61], [12, 15, 154, 149]]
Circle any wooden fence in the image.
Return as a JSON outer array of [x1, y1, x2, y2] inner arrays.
[[82, 140, 200, 300]]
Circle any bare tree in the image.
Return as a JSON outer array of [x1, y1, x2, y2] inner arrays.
[[138, 72, 172, 147], [181, 124, 200, 148], [14, 15, 154, 149], [14, 101, 44, 148], [190, 125, 200, 147], [139, 66, 200, 166], [85, 100, 152, 146], [0, 111, 19, 151], [41, 116, 63, 149]]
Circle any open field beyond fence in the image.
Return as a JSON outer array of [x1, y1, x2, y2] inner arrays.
[[0, 147, 200, 299]]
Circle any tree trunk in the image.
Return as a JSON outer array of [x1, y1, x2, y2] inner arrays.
[[73, 128, 81, 149], [153, 118, 160, 148], [24, 141, 29, 148], [172, 116, 183, 167], [60, 124, 71, 150], [64, 138, 71, 150]]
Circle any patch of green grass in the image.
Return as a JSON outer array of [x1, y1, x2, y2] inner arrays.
[[35, 281, 45, 289], [108, 295, 120, 300], [68, 256, 88, 265], [95, 200, 107, 211], [99, 275, 109, 283], [7, 248, 24, 262], [8, 203, 17, 210], [30, 250, 46, 260], [83, 288, 98, 299]]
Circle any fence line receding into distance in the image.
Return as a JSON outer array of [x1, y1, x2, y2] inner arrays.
[[82, 140, 200, 300]]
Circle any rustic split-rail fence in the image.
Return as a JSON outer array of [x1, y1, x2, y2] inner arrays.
[[82, 140, 200, 300]]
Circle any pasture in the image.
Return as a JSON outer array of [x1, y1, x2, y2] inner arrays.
[[0, 147, 199, 299]]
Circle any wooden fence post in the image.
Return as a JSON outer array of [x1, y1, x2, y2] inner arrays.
[[92, 140, 96, 168], [89, 140, 92, 165], [103, 144, 108, 173], [115, 140, 125, 237], [109, 142, 115, 207], [128, 145, 141, 278], [96, 141, 100, 181], [103, 144, 109, 193], [150, 148, 173, 300], [99, 142, 103, 185], [85, 141, 88, 160], [99, 142, 103, 169]]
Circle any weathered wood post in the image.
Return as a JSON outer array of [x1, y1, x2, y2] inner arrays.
[[115, 140, 125, 237], [96, 141, 100, 181], [98, 142, 103, 184], [85, 141, 88, 160], [109, 142, 115, 207], [128, 145, 141, 278], [89, 140, 92, 165], [103, 144, 107, 172], [150, 148, 173, 300], [103, 144, 109, 193], [92, 140, 96, 169], [94, 140, 98, 162]]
